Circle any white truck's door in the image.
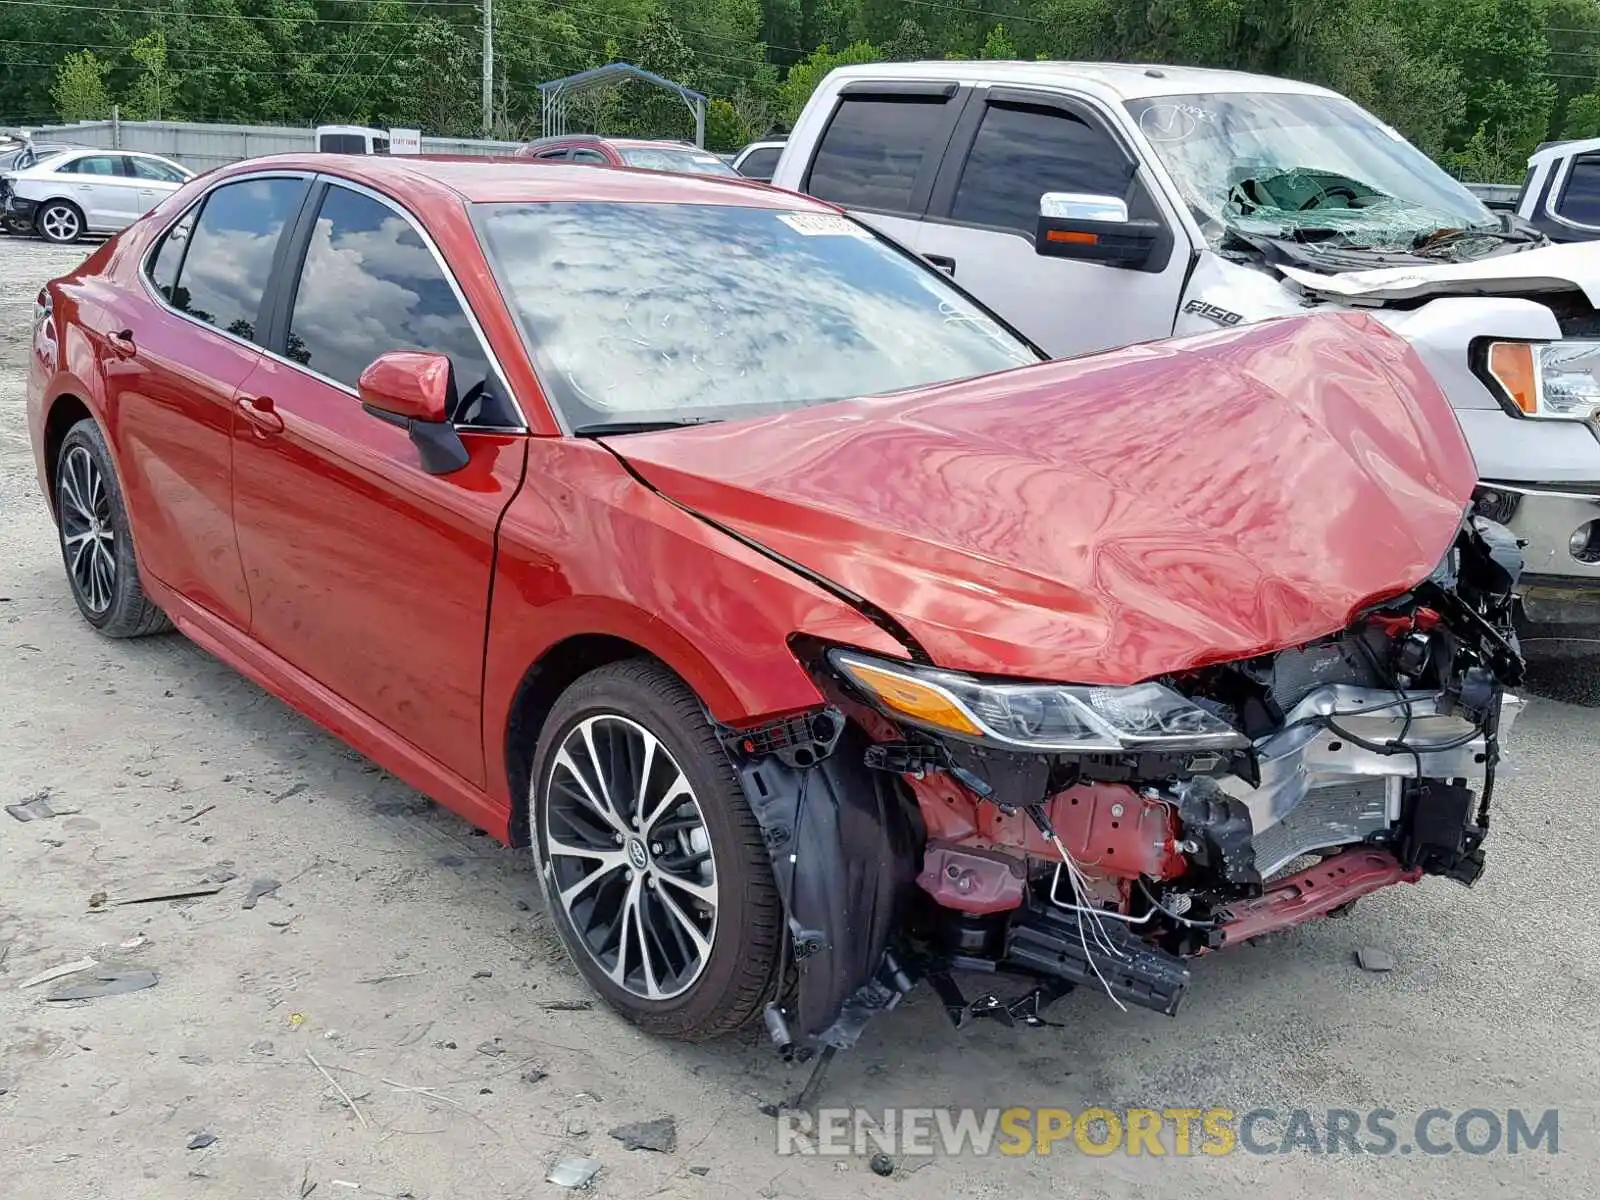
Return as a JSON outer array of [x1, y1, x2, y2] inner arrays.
[[915, 87, 1191, 358]]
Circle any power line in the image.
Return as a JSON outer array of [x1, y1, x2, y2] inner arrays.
[[533, 0, 811, 56], [0, 0, 425, 25], [887, 0, 1045, 27], [0, 54, 433, 76], [4, 36, 450, 56]]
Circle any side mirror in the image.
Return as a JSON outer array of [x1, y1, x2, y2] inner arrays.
[[358, 350, 470, 475], [1035, 191, 1161, 270]]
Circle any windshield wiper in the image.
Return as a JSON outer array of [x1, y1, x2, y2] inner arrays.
[[571, 417, 723, 437]]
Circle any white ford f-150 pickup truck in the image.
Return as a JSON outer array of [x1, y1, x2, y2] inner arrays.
[[773, 61, 1600, 655]]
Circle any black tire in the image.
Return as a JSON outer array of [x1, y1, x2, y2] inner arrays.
[[529, 659, 783, 1039], [36, 199, 84, 244], [55, 419, 171, 637]]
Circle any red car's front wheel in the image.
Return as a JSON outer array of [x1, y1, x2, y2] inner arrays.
[[530, 660, 783, 1039]]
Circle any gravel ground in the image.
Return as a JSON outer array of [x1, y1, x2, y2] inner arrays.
[[1, 232, 1596, 1199]]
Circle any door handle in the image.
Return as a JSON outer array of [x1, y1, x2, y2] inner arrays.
[[925, 254, 957, 276], [237, 393, 285, 435], [107, 329, 136, 357]]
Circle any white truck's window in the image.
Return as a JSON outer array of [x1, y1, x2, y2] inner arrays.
[[951, 102, 1131, 235], [1557, 156, 1600, 227], [808, 96, 952, 215]]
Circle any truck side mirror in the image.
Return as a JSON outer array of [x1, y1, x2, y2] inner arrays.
[[1035, 191, 1160, 270]]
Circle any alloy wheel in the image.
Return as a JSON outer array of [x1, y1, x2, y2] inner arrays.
[[542, 714, 718, 1001], [41, 205, 80, 242], [59, 444, 116, 613]]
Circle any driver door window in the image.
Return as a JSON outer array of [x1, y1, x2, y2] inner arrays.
[[949, 102, 1138, 235], [285, 184, 498, 421], [918, 91, 1184, 359]]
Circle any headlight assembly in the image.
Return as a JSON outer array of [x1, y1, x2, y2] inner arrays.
[[1485, 340, 1600, 422], [829, 650, 1248, 752]]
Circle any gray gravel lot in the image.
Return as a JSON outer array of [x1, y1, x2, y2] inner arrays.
[[0, 232, 1595, 1198]]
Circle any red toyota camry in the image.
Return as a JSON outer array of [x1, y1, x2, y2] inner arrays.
[[27, 155, 1524, 1063]]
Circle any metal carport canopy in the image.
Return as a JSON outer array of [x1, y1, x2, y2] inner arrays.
[[537, 62, 707, 148]]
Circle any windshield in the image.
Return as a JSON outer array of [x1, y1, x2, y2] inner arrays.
[[474, 201, 1037, 429], [1124, 92, 1498, 250], [617, 146, 740, 177]]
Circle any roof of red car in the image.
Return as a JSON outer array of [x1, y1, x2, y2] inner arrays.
[[212, 153, 824, 210]]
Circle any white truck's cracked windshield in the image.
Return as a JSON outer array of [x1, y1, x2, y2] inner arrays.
[[1125, 92, 1502, 251]]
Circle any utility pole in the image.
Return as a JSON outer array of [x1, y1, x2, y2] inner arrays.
[[481, 0, 494, 135]]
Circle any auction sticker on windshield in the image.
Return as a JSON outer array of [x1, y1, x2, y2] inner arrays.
[[778, 212, 871, 237]]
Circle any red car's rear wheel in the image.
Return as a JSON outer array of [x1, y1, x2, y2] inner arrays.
[[54, 420, 171, 638]]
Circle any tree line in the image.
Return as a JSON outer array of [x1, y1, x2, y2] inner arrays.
[[1, 0, 1595, 178]]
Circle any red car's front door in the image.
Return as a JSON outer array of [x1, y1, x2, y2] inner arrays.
[[229, 182, 527, 786]]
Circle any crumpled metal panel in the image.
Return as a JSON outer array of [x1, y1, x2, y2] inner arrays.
[[1218, 685, 1522, 876], [609, 313, 1477, 684]]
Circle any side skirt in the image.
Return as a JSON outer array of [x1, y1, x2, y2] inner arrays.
[[145, 577, 511, 841]]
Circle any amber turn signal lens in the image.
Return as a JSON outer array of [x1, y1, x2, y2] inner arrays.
[[842, 661, 983, 736], [1486, 342, 1539, 414], [1045, 229, 1099, 246]]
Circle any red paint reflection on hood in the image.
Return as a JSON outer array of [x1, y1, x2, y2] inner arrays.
[[607, 314, 1478, 683]]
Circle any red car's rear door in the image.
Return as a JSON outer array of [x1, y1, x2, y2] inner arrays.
[[106, 174, 311, 629], [229, 180, 527, 787]]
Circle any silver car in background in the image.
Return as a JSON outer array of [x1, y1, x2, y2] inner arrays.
[[2, 149, 194, 243]]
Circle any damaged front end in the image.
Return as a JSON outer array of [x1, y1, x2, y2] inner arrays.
[[728, 514, 1525, 1058]]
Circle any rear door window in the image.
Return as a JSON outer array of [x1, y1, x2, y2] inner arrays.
[[949, 100, 1134, 235], [1558, 156, 1600, 227], [285, 184, 494, 419], [61, 155, 124, 177], [161, 177, 306, 341], [806, 94, 957, 215]]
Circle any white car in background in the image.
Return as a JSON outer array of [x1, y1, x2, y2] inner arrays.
[[1, 149, 194, 243], [730, 138, 786, 182]]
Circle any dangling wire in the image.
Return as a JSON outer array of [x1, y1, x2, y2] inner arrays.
[[1026, 803, 1129, 1013]]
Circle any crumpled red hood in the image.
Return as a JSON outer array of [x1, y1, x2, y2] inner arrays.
[[605, 313, 1478, 683]]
